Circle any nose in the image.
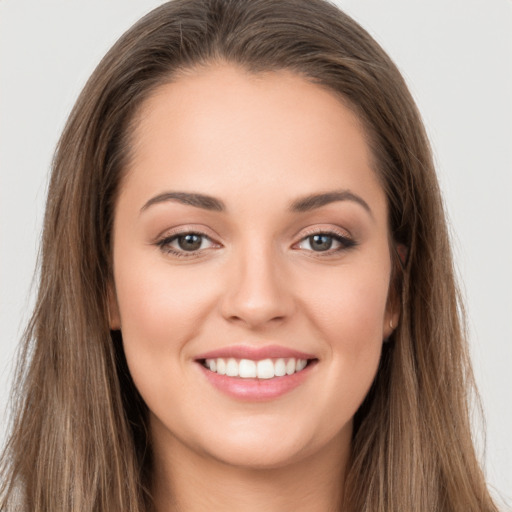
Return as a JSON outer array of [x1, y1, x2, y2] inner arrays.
[[219, 241, 295, 329]]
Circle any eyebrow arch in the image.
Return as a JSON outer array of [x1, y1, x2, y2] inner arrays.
[[289, 190, 373, 218], [140, 191, 225, 213], [140, 189, 373, 218]]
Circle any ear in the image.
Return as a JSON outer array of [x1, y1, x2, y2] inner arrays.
[[383, 243, 407, 340], [107, 282, 121, 330], [383, 305, 400, 341]]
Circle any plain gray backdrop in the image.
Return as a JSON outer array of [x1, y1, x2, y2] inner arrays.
[[1, 0, 511, 507]]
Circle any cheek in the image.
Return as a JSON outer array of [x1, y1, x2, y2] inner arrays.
[[296, 259, 390, 407], [112, 256, 224, 418], [301, 261, 390, 345], [112, 252, 219, 365]]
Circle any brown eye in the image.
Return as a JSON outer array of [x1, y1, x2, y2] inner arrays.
[[177, 234, 203, 251], [157, 232, 216, 256]]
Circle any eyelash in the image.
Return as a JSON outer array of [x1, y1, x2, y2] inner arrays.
[[296, 229, 357, 255], [156, 231, 217, 258], [155, 229, 357, 258]]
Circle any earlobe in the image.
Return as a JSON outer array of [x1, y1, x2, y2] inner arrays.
[[383, 242, 406, 340], [107, 283, 121, 330], [383, 311, 400, 341]]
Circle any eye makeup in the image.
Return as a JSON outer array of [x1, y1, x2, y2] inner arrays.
[[156, 231, 218, 258], [294, 227, 357, 254], [154, 227, 357, 259]]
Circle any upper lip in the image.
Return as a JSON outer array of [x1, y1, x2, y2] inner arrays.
[[194, 344, 317, 361]]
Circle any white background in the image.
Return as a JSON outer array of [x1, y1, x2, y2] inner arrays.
[[1, 0, 511, 507]]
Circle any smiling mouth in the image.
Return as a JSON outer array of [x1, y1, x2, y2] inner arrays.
[[200, 357, 317, 379]]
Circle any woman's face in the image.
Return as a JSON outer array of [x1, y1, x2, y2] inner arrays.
[[110, 63, 397, 469]]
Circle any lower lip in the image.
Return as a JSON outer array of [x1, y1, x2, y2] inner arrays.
[[197, 361, 317, 401]]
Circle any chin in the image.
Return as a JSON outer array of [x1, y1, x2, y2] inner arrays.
[[205, 439, 313, 470], [186, 414, 351, 471]]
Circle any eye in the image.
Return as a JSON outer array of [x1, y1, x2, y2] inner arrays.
[[157, 232, 216, 257], [296, 232, 356, 253]]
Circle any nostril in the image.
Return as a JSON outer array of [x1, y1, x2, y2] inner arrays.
[[218, 265, 295, 327]]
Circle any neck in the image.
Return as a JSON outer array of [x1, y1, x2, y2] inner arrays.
[[151, 422, 350, 512]]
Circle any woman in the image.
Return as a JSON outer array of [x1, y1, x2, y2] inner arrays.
[[0, 0, 501, 510]]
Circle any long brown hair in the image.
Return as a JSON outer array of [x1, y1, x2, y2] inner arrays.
[[0, 1, 499, 510]]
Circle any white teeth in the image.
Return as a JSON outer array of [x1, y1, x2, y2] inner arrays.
[[203, 357, 310, 379], [216, 358, 226, 375], [226, 358, 238, 377], [296, 359, 307, 371], [257, 359, 275, 379], [274, 358, 286, 377], [239, 359, 257, 378]]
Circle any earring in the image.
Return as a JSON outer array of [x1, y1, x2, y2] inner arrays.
[[389, 319, 394, 329]]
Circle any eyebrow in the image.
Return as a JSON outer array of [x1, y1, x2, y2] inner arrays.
[[289, 190, 373, 218], [140, 191, 225, 213], [140, 189, 373, 218]]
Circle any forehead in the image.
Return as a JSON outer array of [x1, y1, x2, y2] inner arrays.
[[121, 63, 386, 219]]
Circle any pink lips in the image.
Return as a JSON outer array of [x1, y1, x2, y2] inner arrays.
[[195, 344, 318, 401]]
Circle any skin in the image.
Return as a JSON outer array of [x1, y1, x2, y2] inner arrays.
[[109, 63, 398, 512]]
